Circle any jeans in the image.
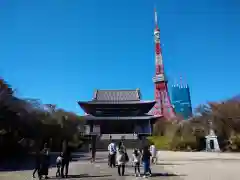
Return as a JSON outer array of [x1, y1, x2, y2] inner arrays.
[[143, 161, 151, 175]]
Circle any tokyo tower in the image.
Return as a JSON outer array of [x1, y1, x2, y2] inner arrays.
[[151, 9, 175, 120]]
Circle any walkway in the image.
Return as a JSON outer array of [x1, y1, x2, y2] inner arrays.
[[0, 151, 181, 180], [5, 150, 240, 180], [157, 151, 240, 180]]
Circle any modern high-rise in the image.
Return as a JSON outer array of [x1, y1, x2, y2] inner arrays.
[[171, 82, 192, 119]]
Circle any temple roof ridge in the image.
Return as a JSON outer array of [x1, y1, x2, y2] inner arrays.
[[93, 89, 141, 101]]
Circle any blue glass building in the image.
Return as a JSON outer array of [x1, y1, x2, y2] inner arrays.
[[171, 84, 193, 120]]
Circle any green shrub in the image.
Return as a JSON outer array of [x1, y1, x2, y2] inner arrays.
[[147, 136, 172, 150], [228, 133, 240, 151], [171, 136, 198, 151]]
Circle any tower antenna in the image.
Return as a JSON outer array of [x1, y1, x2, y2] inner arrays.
[[154, 7, 158, 27], [179, 75, 183, 87]]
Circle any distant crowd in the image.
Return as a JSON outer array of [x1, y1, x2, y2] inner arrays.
[[32, 140, 157, 179], [107, 140, 157, 178]]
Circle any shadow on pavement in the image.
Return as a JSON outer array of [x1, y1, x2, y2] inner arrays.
[[156, 163, 185, 165], [0, 153, 86, 172], [151, 172, 186, 177], [50, 174, 112, 179]]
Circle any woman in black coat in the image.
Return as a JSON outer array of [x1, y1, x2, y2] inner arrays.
[[39, 143, 50, 179]]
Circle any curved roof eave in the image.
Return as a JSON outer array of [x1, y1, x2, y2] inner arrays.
[[78, 100, 156, 105]]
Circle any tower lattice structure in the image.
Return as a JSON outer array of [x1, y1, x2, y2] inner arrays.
[[151, 9, 175, 120]]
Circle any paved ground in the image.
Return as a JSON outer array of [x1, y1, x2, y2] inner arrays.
[[157, 151, 240, 180], [2, 151, 240, 180], [0, 151, 181, 180]]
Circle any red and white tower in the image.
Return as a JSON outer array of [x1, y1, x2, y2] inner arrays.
[[151, 9, 175, 119]]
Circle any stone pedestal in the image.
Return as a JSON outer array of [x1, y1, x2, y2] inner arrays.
[[205, 129, 220, 152]]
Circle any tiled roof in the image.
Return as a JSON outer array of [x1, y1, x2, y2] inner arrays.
[[94, 89, 141, 101], [84, 114, 157, 120]]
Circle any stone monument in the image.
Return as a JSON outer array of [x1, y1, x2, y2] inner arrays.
[[205, 120, 220, 152]]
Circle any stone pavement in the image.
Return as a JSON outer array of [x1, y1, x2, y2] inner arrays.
[[157, 151, 240, 180], [0, 151, 181, 180], [3, 150, 240, 180]]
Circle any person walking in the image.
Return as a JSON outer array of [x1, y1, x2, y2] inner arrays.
[[90, 136, 96, 163], [116, 141, 128, 176], [142, 146, 152, 178], [150, 143, 157, 164], [32, 149, 41, 178], [61, 142, 72, 178], [108, 140, 117, 168], [132, 149, 141, 177]]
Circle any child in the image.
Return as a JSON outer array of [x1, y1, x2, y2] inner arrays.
[[56, 153, 63, 177], [132, 149, 141, 177]]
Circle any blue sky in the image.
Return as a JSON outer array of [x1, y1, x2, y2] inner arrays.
[[0, 0, 239, 114]]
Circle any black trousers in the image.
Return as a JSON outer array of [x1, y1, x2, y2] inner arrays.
[[32, 165, 39, 177], [109, 153, 116, 167], [134, 162, 140, 174], [61, 159, 69, 177], [56, 164, 61, 177], [91, 150, 96, 162], [118, 164, 125, 176]]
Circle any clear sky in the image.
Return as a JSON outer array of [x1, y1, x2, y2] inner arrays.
[[0, 0, 239, 115]]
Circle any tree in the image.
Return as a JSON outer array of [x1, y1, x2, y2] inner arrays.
[[0, 78, 85, 157]]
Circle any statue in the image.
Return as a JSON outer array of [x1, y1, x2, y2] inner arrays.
[[205, 119, 220, 152]]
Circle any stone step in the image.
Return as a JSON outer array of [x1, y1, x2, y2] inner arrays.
[[96, 138, 149, 151], [100, 134, 138, 140]]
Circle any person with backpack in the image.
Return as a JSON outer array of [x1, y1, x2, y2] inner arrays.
[[116, 141, 128, 176]]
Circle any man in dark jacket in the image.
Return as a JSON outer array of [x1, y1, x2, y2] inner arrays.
[[91, 136, 96, 163], [142, 146, 152, 177], [61, 142, 72, 178]]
